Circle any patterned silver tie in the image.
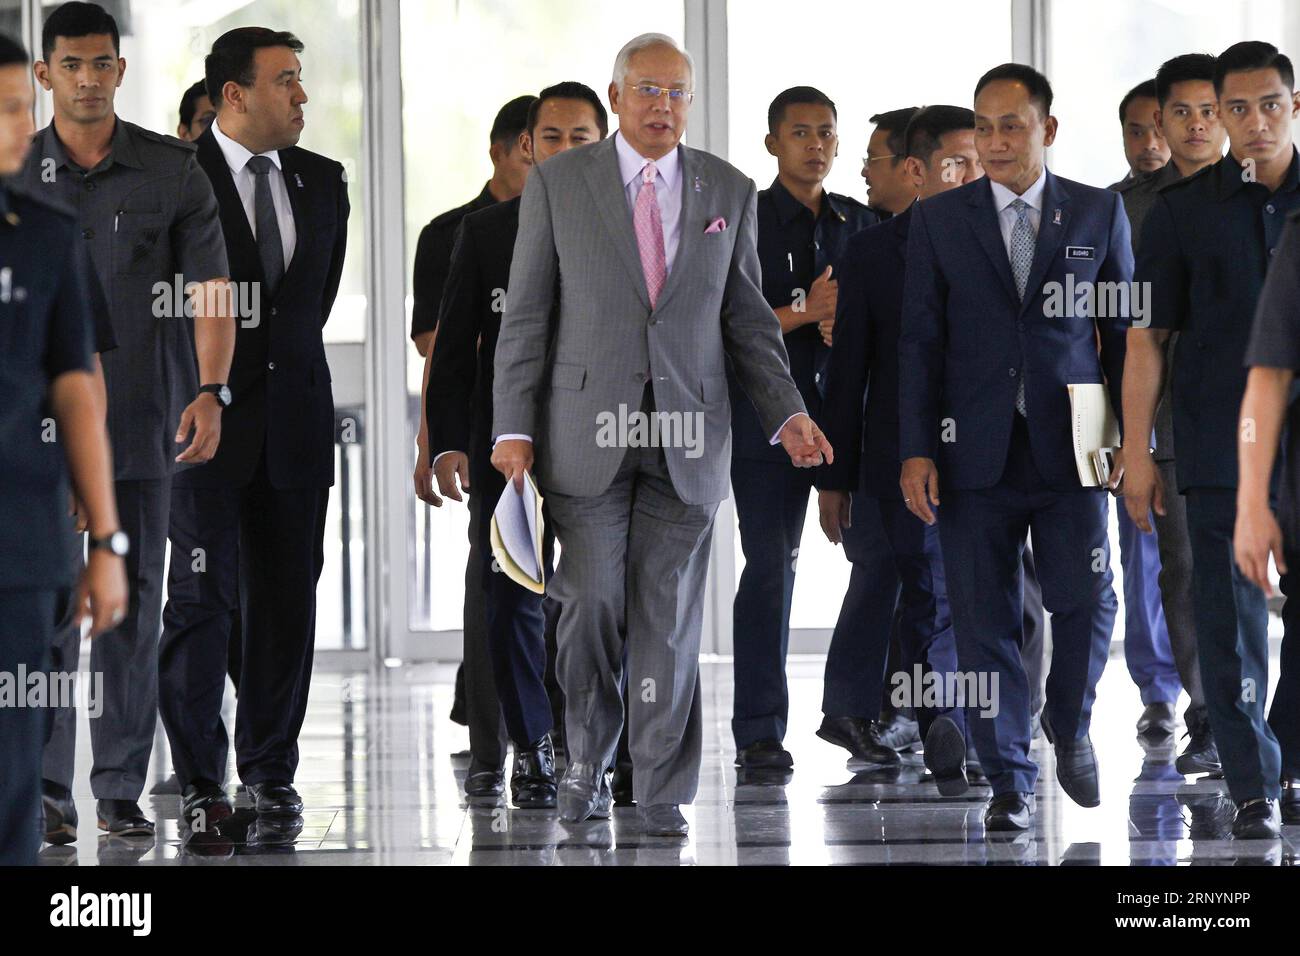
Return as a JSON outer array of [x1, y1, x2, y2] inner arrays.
[[1010, 198, 1035, 416]]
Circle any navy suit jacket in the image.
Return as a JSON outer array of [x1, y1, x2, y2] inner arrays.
[[819, 206, 911, 498], [899, 171, 1132, 492]]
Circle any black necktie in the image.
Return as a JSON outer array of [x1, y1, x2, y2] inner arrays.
[[246, 155, 285, 296]]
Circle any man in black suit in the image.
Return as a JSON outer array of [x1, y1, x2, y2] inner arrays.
[[818, 105, 984, 794], [427, 82, 607, 808], [157, 27, 349, 827]]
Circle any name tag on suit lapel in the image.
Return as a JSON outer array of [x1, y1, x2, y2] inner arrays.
[[1065, 245, 1095, 260]]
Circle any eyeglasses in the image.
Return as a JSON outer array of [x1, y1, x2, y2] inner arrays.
[[626, 82, 695, 104], [862, 153, 898, 165]]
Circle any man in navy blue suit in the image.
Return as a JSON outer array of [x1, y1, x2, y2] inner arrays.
[[899, 64, 1132, 833], [818, 105, 985, 795]]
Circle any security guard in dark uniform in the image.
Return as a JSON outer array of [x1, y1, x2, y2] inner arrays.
[[728, 87, 878, 771], [18, 2, 232, 838], [1234, 208, 1300, 827], [1125, 41, 1300, 839], [411, 95, 534, 750], [0, 30, 126, 866]]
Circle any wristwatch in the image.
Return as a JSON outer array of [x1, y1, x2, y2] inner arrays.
[[89, 530, 130, 557], [199, 383, 233, 408]]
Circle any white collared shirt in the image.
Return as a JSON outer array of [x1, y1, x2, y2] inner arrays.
[[989, 167, 1048, 255], [614, 130, 683, 273], [211, 116, 297, 268]]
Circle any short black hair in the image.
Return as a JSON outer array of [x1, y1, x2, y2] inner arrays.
[[1214, 40, 1294, 96], [205, 27, 304, 107], [868, 107, 920, 163], [490, 95, 536, 150], [904, 105, 975, 163], [0, 32, 28, 68], [767, 86, 837, 135], [526, 82, 608, 138], [974, 62, 1054, 118], [1155, 53, 1218, 107], [41, 1, 119, 63], [1118, 79, 1158, 124], [179, 79, 210, 129]]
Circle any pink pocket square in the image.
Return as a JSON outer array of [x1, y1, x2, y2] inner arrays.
[[704, 217, 728, 234]]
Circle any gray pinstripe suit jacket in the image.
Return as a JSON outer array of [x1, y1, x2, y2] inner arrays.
[[492, 134, 805, 506]]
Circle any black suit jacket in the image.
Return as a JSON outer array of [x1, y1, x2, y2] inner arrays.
[[819, 207, 911, 498], [179, 127, 350, 490], [426, 196, 520, 501]]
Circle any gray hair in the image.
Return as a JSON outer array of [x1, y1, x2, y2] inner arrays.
[[611, 32, 695, 91]]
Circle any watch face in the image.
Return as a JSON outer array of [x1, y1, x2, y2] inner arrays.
[[110, 531, 129, 556], [219, 386, 232, 406]]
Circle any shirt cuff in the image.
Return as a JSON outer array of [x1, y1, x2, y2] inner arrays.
[[769, 414, 804, 445], [431, 450, 463, 468], [493, 434, 532, 448]]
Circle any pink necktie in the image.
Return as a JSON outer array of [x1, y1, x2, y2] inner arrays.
[[634, 161, 667, 308]]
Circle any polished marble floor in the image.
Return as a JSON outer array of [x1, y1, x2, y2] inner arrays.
[[38, 642, 1296, 866]]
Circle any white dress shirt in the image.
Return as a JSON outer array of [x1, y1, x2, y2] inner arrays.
[[211, 116, 297, 269], [614, 130, 683, 273], [988, 167, 1048, 252]]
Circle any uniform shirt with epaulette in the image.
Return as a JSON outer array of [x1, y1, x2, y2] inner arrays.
[[409, 182, 497, 341], [1112, 160, 1184, 462], [14, 117, 230, 480], [729, 177, 878, 461], [0, 185, 97, 588], [1137, 148, 1300, 492]]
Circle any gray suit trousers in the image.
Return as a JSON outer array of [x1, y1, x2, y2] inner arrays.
[[546, 437, 717, 807], [1152, 459, 1205, 713], [44, 478, 169, 801]]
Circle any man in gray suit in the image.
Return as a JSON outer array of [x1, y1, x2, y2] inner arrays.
[[492, 33, 830, 838]]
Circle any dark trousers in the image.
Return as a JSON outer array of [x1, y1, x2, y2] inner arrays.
[[43, 479, 169, 801], [475, 490, 556, 749], [1184, 488, 1300, 800], [463, 501, 508, 770], [159, 462, 329, 788], [0, 590, 55, 866], [876, 496, 964, 741], [43, 525, 82, 791], [824, 487, 900, 719], [1151, 460, 1205, 714], [730, 457, 815, 747], [940, 416, 1117, 796], [1117, 504, 1181, 705]]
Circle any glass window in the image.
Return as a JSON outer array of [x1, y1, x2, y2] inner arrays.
[[35, 0, 369, 649], [401, 0, 685, 633], [1047, 0, 1284, 184], [727, 0, 1012, 629]]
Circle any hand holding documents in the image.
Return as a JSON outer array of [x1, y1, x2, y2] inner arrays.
[[489, 470, 546, 594], [1068, 383, 1120, 488]]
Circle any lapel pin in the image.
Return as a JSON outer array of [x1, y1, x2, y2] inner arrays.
[[1052, 208, 1062, 225], [693, 175, 703, 193], [295, 173, 305, 189]]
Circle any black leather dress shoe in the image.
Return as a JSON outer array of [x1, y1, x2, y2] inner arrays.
[[1282, 778, 1300, 825], [465, 758, 505, 800], [1042, 716, 1100, 808], [1136, 701, 1176, 738], [874, 710, 921, 751], [247, 781, 304, 816], [558, 761, 612, 823], [816, 716, 901, 766], [735, 739, 794, 770], [182, 781, 234, 829], [510, 735, 557, 809], [1175, 708, 1220, 775], [42, 782, 77, 845], [984, 792, 1035, 832], [923, 715, 968, 796], [96, 800, 154, 836], [611, 761, 635, 807], [1231, 798, 1281, 839]]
